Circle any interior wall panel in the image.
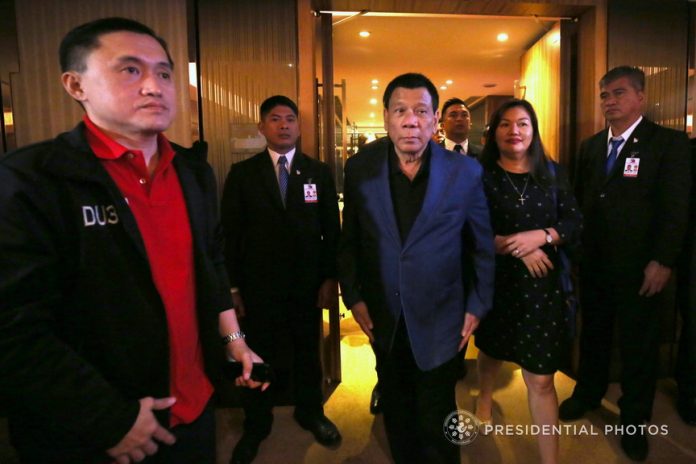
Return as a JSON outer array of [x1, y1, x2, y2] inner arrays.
[[521, 22, 561, 160], [12, 0, 191, 147], [198, 0, 298, 189]]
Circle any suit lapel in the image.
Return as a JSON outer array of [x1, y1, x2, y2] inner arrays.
[[372, 145, 402, 246], [604, 118, 649, 184], [404, 142, 454, 249]]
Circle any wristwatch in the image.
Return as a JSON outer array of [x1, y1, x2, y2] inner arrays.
[[221, 331, 246, 345], [543, 228, 553, 245]]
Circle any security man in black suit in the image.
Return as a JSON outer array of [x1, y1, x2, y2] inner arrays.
[[440, 97, 482, 159], [221, 95, 341, 464], [561, 66, 691, 461]]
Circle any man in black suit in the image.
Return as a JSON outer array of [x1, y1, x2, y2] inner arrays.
[[440, 97, 481, 159], [221, 95, 341, 464], [561, 66, 691, 461]]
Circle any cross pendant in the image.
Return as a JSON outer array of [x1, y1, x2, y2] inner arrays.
[[518, 196, 526, 205]]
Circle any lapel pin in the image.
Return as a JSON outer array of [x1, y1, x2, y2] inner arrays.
[[633, 137, 638, 143], [296, 170, 301, 175]]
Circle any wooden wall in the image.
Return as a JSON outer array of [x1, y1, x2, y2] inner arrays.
[[11, 0, 191, 147]]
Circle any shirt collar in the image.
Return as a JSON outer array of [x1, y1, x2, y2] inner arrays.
[[388, 141, 431, 180], [607, 115, 643, 145], [267, 147, 296, 170], [444, 137, 468, 153], [83, 115, 175, 167]]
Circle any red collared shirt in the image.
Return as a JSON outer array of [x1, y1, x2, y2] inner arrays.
[[83, 116, 213, 427]]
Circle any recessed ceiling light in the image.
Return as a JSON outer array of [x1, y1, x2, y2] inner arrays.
[[440, 85, 447, 90], [369, 112, 375, 118], [497, 32, 509, 42], [371, 85, 379, 90], [371, 79, 379, 84], [369, 98, 378, 105], [445, 80, 453, 85], [359, 31, 370, 38], [287, 63, 294, 67]]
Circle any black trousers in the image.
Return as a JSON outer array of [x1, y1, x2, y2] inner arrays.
[[573, 267, 661, 422], [377, 318, 460, 464], [239, 297, 324, 438], [142, 404, 216, 464]]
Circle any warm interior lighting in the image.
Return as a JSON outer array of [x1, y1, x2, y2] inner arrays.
[[3, 111, 13, 126], [369, 112, 375, 118], [359, 31, 370, 38], [371, 79, 379, 84], [371, 85, 378, 90], [440, 85, 447, 90], [288, 63, 294, 67], [369, 98, 378, 105], [549, 33, 561, 45], [188, 62, 198, 88], [446, 79, 453, 85], [497, 32, 509, 42], [687, 113, 693, 132]]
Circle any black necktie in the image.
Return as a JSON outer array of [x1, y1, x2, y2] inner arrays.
[[454, 144, 463, 154]]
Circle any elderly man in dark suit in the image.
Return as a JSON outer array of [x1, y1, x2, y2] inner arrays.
[[221, 95, 341, 464], [562, 66, 691, 461], [339, 73, 495, 464], [440, 97, 482, 159]]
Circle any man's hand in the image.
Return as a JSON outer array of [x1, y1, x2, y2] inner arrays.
[[226, 340, 270, 392], [316, 279, 338, 311], [519, 249, 554, 278], [502, 230, 546, 257], [639, 260, 672, 297], [107, 397, 176, 464], [459, 313, 480, 350], [231, 291, 245, 318], [351, 301, 374, 342]]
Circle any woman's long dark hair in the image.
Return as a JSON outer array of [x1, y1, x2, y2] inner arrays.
[[480, 99, 554, 189]]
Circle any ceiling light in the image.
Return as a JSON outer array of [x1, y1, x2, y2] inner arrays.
[[497, 32, 509, 42], [359, 31, 370, 38], [288, 63, 294, 67], [440, 85, 447, 90], [371, 85, 378, 90], [550, 33, 561, 45], [369, 112, 375, 118], [445, 79, 453, 85], [371, 79, 379, 84], [369, 98, 378, 105]]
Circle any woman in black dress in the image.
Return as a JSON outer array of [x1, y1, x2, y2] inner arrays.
[[474, 99, 581, 464]]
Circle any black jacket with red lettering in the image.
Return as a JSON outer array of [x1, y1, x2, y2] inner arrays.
[[0, 123, 232, 462]]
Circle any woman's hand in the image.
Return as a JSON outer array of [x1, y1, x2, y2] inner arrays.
[[502, 230, 546, 258], [519, 248, 554, 278]]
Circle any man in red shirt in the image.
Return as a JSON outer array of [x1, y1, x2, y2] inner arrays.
[[0, 17, 266, 464]]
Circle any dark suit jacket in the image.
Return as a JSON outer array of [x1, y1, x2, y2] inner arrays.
[[571, 118, 691, 273], [338, 140, 495, 371], [0, 124, 232, 461], [221, 150, 340, 311]]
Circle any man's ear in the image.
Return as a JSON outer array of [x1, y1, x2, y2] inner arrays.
[[61, 71, 86, 102]]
